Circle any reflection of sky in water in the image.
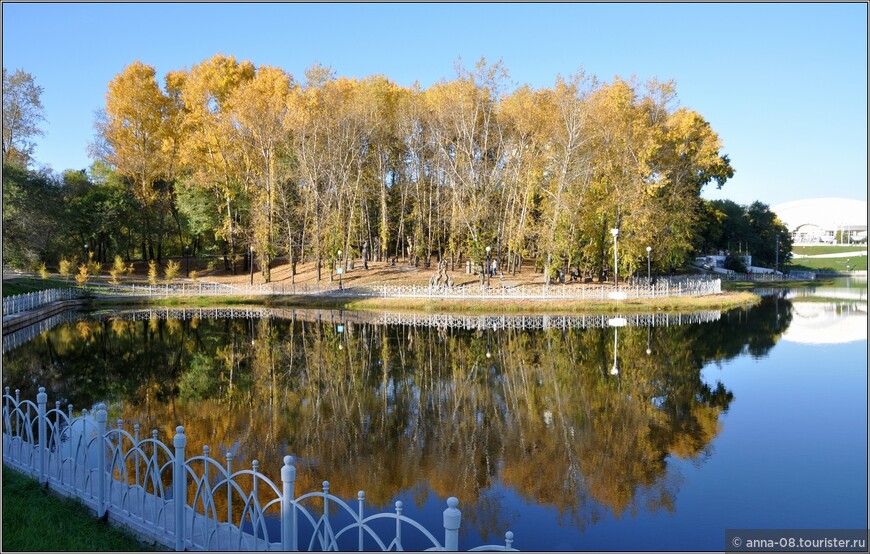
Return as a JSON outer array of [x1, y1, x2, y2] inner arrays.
[[3, 295, 867, 551], [781, 301, 866, 344]]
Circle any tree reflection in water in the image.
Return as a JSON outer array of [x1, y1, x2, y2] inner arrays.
[[2, 298, 792, 540]]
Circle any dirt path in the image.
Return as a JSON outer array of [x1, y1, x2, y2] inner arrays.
[[194, 259, 600, 289]]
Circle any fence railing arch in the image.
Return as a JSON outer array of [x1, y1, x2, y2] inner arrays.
[[3, 388, 518, 551]]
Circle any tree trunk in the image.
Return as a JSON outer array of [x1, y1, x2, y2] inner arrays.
[[226, 193, 236, 275]]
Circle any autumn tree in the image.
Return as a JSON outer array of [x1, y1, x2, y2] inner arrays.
[[2, 68, 45, 167], [87, 55, 738, 277], [228, 65, 294, 282], [424, 58, 511, 266], [175, 54, 255, 273], [94, 61, 175, 261]]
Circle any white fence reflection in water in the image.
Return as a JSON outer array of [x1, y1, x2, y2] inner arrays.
[[2, 388, 517, 552], [2, 309, 80, 354]]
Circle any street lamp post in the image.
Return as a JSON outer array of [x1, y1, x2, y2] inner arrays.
[[337, 249, 343, 290], [184, 245, 189, 277], [646, 246, 652, 280], [610, 228, 619, 288], [775, 234, 780, 274], [249, 246, 254, 286], [485, 246, 491, 287]]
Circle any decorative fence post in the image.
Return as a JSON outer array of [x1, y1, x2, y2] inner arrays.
[[281, 456, 297, 551], [358, 491, 365, 551], [443, 497, 461, 551], [174, 426, 187, 551], [36, 387, 47, 485], [96, 403, 108, 519]]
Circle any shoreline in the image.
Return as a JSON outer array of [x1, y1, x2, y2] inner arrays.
[[88, 290, 761, 315]]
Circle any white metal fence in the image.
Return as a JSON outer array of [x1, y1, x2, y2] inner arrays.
[[3, 388, 517, 552], [91, 282, 335, 297], [358, 278, 721, 300], [3, 278, 721, 321], [2, 287, 80, 317]]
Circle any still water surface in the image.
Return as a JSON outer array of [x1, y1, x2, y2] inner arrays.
[[2, 287, 866, 550]]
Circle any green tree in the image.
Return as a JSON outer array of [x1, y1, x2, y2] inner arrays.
[[745, 201, 792, 268], [2, 163, 64, 268], [694, 199, 791, 269]]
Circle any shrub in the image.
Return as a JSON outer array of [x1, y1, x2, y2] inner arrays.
[[108, 256, 127, 285], [38, 261, 49, 280], [723, 254, 748, 273], [164, 260, 181, 281], [86, 252, 102, 278], [58, 257, 76, 282], [189, 270, 198, 284], [147, 260, 158, 285], [74, 264, 90, 287]]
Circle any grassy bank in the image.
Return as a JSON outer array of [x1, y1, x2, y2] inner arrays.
[[2, 465, 159, 551], [788, 256, 867, 272], [793, 245, 867, 256], [2, 277, 71, 297]]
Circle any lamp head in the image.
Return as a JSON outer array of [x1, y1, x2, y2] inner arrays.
[[610, 228, 619, 237], [646, 246, 652, 253]]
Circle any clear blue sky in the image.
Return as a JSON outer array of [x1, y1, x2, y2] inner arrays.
[[3, 2, 867, 206]]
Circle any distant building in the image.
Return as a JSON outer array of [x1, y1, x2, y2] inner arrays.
[[771, 198, 867, 244]]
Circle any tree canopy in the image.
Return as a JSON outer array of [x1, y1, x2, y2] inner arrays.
[[85, 55, 735, 281], [4, 58, 760, 276], [2, 67, 46, 167]]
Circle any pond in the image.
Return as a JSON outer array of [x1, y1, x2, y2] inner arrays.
[[2, 286, 867, 550]]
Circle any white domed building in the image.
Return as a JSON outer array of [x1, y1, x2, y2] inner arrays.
[[771, 198, 867, 245]]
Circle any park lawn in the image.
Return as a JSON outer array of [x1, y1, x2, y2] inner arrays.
[[2, 465, 160, 551], [788, 256, 867, 273], [792, 245, 868, 256], [1, 277, 73, 297]]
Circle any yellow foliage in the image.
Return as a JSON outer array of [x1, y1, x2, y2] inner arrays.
[[109, 255, 127, 285], [147, 260, 159, 285], [58, 257, 76, 282], [74, 264, 90, 287], [164, 260, 181, 281]]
